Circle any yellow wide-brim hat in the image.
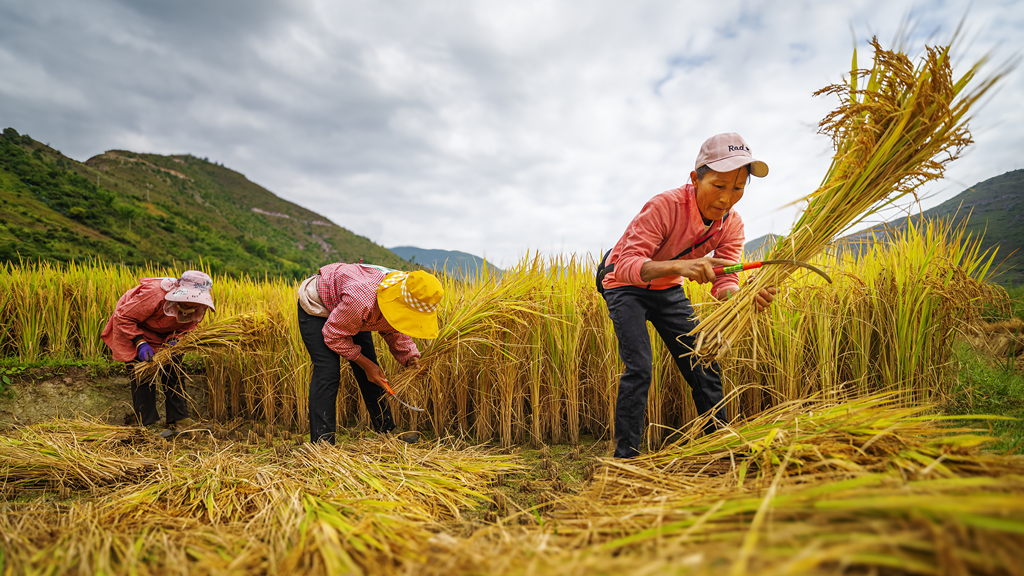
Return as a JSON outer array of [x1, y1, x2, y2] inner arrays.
[[377, 271, 443, 339]]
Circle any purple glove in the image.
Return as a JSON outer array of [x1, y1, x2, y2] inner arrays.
[[136, 342, 154, 362]]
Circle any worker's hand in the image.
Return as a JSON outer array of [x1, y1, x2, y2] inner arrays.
[[408, 357, 428, 376], [754, 287, 777, 312], [676, 257, 735, 285], [136, 342, 154, 362], [365, 363, 389, 389], [353, 354, 389, 389]]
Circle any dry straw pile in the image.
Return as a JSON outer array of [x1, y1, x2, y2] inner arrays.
[[690, 37, 1011, 364], [0, 418, 521, 575], [426, 395, 1024, 576], [2, 394, 1022, 575]]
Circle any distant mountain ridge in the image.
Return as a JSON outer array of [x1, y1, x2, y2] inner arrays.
[[743, 168, 1024, 285], [389, 246, 502, 277], [0, 127, 412, 278]]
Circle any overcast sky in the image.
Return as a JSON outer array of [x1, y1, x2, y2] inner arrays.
[[2, 1, 1022, 267]]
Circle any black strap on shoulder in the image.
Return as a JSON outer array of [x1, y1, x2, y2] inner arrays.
[[595, 248, 614, 295], [595, 213, 729, 295]]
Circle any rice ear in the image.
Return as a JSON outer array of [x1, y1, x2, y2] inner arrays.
[[689, 36, 1013, 364]]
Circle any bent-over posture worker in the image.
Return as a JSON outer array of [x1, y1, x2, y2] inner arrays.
[[599, 133, 777, 458], [101, 271, 214, 434], [297, 263, 442, 444]]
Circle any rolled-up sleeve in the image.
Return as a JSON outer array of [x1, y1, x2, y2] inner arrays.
[[613, 197, 671, 285], [710, 213, 745, 299], [381, 331, 421, 367], [322, 295, 368, 361]]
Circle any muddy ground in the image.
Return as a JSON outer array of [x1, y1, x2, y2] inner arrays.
[[0, 365, 209, 430]]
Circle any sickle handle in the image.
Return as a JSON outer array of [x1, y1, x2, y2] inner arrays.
[[381, 379, 395, 396], [712, 261, 764, 275]]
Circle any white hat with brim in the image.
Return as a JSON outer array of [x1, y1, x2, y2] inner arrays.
[[163, 270, 216, 311]]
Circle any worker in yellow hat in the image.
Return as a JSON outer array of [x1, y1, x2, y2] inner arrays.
[[296, 262, 443, 444]]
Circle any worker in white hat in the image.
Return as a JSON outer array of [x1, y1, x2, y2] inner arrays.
[[101, 270, 215, 436]]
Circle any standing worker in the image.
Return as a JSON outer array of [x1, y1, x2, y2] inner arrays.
[[102, 271, 215, 436], [297, 263, 442, 444], [597, 133, 777, 458]]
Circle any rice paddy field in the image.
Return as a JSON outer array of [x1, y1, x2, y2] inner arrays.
[[3, 37, 1024, 574], [2, 216, 1024, 574]]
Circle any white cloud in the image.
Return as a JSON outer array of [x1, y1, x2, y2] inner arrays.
[[1, 0, 1022, 268]]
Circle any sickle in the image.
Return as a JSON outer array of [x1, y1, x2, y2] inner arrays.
[[712, 259, 832, 284], [381, 379, 426, 412]]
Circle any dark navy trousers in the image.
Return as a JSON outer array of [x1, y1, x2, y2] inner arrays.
[[604, 285, 728, 458], [298, 305, 395, 444], [130, 359, 189, 427]]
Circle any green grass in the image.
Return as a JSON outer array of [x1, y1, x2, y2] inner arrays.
[[950, 341, 1024, 454], [1005, 283, 1024, 320]]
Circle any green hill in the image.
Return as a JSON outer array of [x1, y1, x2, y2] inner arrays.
[[742, 233, 781, 259], [744, 170, 1024, 285], [841, 169, 1024, 285], [0, 127, 412, 278]]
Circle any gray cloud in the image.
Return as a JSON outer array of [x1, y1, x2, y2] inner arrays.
[[2, 0, 1021, 267]]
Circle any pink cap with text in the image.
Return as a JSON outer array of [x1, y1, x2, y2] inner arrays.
[[694, 133, 769, 177]]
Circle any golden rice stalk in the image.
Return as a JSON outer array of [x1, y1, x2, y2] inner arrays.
[[387, 258, 548, 396], [133, 311, 279, 382], [689, 36, 1010, 364], [0, 419, 158, 492], [0, 422, 520, 576]]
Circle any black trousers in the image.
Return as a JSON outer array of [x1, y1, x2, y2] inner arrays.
[[604, 285, 728, 458], [130, 360, 189, 427], [298, 305, 395, 444]]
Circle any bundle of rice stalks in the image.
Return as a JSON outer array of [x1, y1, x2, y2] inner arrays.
[[386, 257, 551, 438], [295, 437, 523, 521], [586, 393, 1019, 505], [389, 261, 547, 392], [0, 421, 520, 575], [0, 419, 158, 493], [443, 395, 1024, 576], [690, 36, 1010, 364], [133, 311, 279, 382]]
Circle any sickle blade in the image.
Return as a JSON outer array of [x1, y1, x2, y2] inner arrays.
[[396, 398, 426, 412], [761, 259, 833, 284]]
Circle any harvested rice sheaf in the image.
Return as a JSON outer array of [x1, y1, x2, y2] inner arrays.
[[133, 311, 281, 382], [689, 36, 1012, 364], [417, 395, 1024, 576], [0, 420, 521, 576], [0, 419, 158, 491]]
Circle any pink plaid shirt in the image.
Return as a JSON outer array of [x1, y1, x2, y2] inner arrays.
[[316, 263, 420, 365]]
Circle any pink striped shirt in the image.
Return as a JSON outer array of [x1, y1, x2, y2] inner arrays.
[[316, 263, 420, 365], [602, 183, 744, 298]]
